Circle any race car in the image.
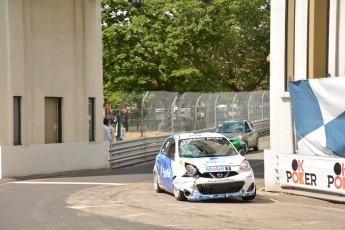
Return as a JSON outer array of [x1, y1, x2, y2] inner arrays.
[[153, 132, 256, 201], [216, 120, 259, 155]]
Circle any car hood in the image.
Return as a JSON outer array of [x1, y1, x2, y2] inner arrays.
[[219, 132, 242, 139], [182, 155, 245, 173]]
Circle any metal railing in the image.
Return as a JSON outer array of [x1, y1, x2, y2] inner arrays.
[[109, 119, 269, 169], [109, 91, 269, 137]]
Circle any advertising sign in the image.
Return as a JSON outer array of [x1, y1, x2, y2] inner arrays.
[[279, 155, 345, 195]]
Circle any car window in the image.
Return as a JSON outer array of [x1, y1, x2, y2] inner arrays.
[[219, 123, 244, 133], [234, 124, 244, 133], [245, 122, 250, 131], [162, 138, 172, 156], [178, 137, 237, 158], [248, 121, 254, 129], [167, 141, 175, 159], [162, 138, 175, 159]]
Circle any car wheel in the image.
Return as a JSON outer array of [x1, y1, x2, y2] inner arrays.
[[174, 186, 187, 201], [239, 149, 246, 156], [153, 172, 164, 193], [244, 142, 249, 154], [242, 188, 256, 201], [253, 138, 259, 151]]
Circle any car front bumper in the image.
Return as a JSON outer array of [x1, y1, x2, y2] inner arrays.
[[173, 169, 255, 201], [230, 139, 246, 150]]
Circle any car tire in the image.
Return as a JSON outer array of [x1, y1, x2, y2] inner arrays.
[[242, 188, 256, 201], [239, 149, 246, 156], [153, 172, 164, 193], [174, 186, 187, 201], [244, 142, 249, 154], [253, 138, 259, 151]]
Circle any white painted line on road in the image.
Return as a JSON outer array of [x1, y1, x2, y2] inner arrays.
[[11, 181, 126, 186], [66, 204, 124, 210], [123, 213, 146, 218]]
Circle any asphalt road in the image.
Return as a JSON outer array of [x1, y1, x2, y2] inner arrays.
[[0, 136, 345, 229]]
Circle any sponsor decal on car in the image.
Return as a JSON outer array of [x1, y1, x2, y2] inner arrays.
[[205, 166, 231, 172], [160, 166, 171, 178], [206, 158, 227, 164], [206, 178, 235, 183]]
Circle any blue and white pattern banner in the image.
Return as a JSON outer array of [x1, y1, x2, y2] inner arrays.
[[289, 77, 345, 158]]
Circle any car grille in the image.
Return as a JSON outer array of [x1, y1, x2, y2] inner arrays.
[[200, 171, 238, 179], [196, 181, 244, 195]]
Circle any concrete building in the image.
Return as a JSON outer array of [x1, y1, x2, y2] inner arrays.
[[0, 0, 108, 179], [266, 0, 345, 202]]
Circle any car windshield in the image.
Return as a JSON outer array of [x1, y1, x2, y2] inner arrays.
[[218, 123, 244, 133], [178, 137, 237, 158]]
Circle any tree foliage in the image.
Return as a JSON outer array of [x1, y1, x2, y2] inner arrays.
[[102, 0, 270, 104]]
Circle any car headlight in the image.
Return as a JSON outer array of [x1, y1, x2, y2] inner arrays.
[[235, 134, 244, 140], [240, 160, 251, 171], [184, 164, 198, 177]]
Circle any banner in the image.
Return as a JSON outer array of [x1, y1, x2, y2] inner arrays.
[[289, 77, 345, 158], [278, 155, 345, 195]]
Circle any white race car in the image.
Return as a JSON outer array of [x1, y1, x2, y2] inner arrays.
[[153, 132, 256, 201]]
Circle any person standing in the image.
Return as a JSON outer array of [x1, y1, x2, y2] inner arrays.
[[103, 117, 112, 143], [116, 111, 122, 141], [109, 123, 115, 142], [123, 113, 129, 132]]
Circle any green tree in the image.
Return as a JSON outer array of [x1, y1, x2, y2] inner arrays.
[[102, 0, 270, 104]]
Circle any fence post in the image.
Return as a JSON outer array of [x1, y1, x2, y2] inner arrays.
[[194, 95, 202, 130], [215, 94, 219, 127], [247, 93, 253, 120], [231, 94, 237, 120], [261, 91, 265, 120], [171, 95, 178, 132], [141, 92, 149, 137]]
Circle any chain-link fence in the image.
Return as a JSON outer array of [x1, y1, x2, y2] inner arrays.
[[114, 91, 269, 137]]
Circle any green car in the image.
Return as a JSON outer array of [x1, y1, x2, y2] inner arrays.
[[215, 120, 259, 155]]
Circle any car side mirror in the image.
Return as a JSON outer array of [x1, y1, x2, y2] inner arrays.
[[246, 129, 252, 133]]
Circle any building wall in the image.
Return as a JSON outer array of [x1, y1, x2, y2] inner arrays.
[[329, 0, 345, 77], [266, 0, 345, 196], [269, 0, 294, 153], [0, 0, 11, 146], [0, 0, 107, 178], [265, 0, 294, 191]]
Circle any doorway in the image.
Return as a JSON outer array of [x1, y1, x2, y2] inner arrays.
[[45, 97, 62, 143]]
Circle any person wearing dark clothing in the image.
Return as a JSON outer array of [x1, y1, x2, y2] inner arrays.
[[123, 113, 129, 132], [116, 112, 122, 141]]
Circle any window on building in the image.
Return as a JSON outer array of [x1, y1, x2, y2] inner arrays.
[[13, 96, 21, 145], [308, 0, 329, 79], [285, 0, 295, 91], [88, 98, 95, 142], [45, 97, 62, 143]]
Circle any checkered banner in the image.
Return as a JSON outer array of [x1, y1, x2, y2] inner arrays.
[[289, 77, 345, 158]]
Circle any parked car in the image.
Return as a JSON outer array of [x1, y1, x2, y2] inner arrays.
[[215, 120, 259, 155], [153, 132, 256, 201]]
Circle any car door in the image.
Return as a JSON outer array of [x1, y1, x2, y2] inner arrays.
[[246, 121, 256, 147], [156, 137, 176, 193]]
